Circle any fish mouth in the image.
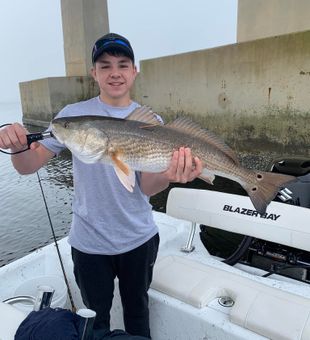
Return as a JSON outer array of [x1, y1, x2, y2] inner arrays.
[[50, 125, 64, 144]]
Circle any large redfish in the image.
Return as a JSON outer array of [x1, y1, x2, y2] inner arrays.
[[51, 106, 295, 215]]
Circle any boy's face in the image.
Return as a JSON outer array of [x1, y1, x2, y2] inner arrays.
[[91, 53, 137, 106]]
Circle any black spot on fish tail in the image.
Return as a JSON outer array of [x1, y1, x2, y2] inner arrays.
[[244, 171, 296, 215]]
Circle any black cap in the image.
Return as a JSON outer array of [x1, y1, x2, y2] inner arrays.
[[92, 33, 135, 64]]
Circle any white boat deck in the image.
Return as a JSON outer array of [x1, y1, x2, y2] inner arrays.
[[1, 188, 310, 340]]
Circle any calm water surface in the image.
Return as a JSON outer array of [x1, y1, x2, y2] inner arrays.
[[0, 102, 278, 267], [0, 102, 73, 266]]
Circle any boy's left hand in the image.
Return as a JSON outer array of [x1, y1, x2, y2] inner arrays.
[[163, 147, 203, 183]]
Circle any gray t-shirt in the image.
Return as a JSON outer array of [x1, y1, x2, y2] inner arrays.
[[41, 96, 158, 255]]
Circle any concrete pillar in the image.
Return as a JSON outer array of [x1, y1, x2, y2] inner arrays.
[[237, 0, 310, 42], [61, 0, 109, 76], [21, 0, 109, 126]]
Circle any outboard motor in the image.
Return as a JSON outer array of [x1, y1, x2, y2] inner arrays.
[[200, 157, 310, 283], [271, 157, 310, 207]]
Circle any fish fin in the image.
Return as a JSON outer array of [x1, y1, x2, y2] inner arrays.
[[167, 117, 240, 165], [114, 166, 136, 192], [110, 151, 129, 175], [199, 170, 215, 185], [110, 151, 135, 192], [126, 106, 162, 125], [243, 171, 296, 215]]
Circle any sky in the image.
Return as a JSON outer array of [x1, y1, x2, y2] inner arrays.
[[0, 0, 238, 102]]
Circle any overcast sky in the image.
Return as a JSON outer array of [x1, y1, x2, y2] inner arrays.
[[0, 0, 237, 102]]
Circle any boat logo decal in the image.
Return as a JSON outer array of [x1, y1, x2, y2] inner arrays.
[[223, 205, 281, 221]]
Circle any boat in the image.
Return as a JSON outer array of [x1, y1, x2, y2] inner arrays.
[[1, 159, 310, 340]]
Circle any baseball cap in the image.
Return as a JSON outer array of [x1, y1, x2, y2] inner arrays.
[[92, 33, 135, 64]]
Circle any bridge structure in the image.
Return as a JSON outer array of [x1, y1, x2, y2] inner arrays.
[[20, 0, 310, 156]]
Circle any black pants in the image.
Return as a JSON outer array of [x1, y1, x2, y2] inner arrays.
[[71, 233, 159, 338]]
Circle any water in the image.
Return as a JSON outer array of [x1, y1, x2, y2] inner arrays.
[[0, 102, 73, 266]]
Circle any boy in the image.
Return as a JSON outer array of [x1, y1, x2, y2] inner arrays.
[[0, 33, 202, 338]]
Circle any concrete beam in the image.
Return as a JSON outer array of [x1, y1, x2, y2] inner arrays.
[[132, 31, 310, 156], [20, 77, 99, 127]]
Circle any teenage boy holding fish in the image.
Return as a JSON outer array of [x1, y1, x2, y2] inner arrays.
[[0, 33, 202, 338]]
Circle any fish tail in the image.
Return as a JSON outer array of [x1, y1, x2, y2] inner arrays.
[[243, 171, 296, 215]]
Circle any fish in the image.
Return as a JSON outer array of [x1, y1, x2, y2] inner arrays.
[[51, 106, 296, 215]]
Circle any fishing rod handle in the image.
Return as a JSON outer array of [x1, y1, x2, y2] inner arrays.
[[27, 132, 53, 147]]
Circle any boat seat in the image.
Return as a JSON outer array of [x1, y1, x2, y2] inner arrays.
[[166, 188, 310, 251], [0, 302, 27, 339], [151, 255, 310, 340]]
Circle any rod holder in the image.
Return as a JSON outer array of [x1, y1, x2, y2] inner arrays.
[[181, 222, 197, 253], [77, 308, 97, 340], [33, 285, 55, 311]]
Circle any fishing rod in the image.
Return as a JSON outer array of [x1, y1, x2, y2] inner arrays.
[[0, 123, 76, 311], [0, 123, 53, 155], [36, 171, 76, 312]]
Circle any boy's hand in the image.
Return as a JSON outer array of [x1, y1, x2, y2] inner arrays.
[[0, 123, 40, 152], [163, 147, 203, 183]]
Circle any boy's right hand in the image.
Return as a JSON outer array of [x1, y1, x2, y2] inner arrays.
[[0, 123, 52, 174], [0, 123, 39, 152]]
